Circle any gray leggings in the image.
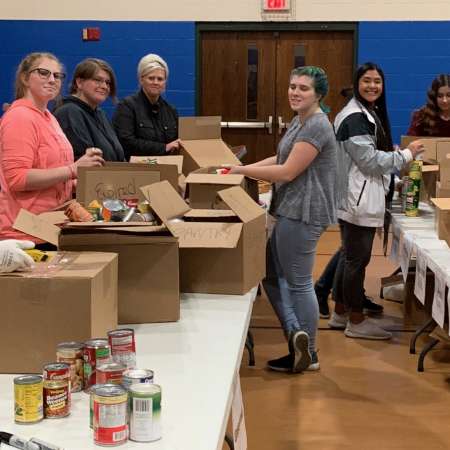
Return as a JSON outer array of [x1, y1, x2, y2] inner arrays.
[[262, 216, 324, 352]]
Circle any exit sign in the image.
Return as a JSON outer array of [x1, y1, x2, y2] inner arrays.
[[263, 0, 290, 11]]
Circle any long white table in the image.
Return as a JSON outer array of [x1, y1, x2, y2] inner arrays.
[[0, 289, 257, 450]]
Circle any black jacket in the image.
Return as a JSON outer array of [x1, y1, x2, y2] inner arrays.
[[112, 90, 178, 160], [54, 96, 125, 161]]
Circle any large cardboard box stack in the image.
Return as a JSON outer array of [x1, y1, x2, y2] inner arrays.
[[178, 116, 241, 175], [14, 212, 180, 325], [400, 136, 450, 163], [143, 180, 266, 295], [0, 252, 118, 373]]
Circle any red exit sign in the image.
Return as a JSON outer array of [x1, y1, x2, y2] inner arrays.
[[263, 0, 290, 11]]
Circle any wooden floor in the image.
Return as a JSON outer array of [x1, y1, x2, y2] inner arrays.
[[230, 231, 450, 450]]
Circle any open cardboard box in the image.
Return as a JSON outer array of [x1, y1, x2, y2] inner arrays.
[[0, 251, 118, 373], [76, 162, 179, 205], [178, 116, 241, 176], [13, 210, 180, 325], [142, 180, 266, 294], [430, 197, 450, 246], [400, 136, 450, 163]]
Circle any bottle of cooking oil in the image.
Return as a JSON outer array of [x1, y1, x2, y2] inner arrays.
[[404, 159, 423, 217]]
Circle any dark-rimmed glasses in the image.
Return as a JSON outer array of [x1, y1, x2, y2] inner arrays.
[[29, 68, 66, 81]]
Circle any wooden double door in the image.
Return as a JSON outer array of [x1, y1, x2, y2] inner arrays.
[[200, 30, 354, 163]]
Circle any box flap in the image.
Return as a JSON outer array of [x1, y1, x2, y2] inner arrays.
[[141, 180, 190, 224], [185, 173, 244, 185], [422, 164, 439, 173], [218, 186, 265, 223], [63, 221, 158, 228], [13, 209, 60, 245], [129, 155, 184, 174], [184, 209, 237, 218], [169, 221, 243, 248], [431, 198, 450, 210], [38, 211, 68, 225], [179, 116, 222, 140], [181, 140, 241, 167]]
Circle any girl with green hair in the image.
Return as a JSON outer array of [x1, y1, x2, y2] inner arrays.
[[229, 66, 337, 373]]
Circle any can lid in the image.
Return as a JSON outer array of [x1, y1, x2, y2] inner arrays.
[[14, 375, 43, 385], [129, 383, 161, 395], [97, 362, 126, 372], [57, 341, 84, 350], [95, 384, 127, 397], [84, 338, 109, 347], [107, 328, 134, 337], [44, 362, 70, 370], [123, 369, 154, 378]]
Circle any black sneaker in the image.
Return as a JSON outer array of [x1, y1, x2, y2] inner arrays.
[[291, 330, 312, 373], [363, 296, 384, 314], [267, 354, 293, 372], [315, 287, 330, 319]]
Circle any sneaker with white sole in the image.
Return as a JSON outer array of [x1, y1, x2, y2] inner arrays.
[[344, 319, 392, 340], [328, 311, 348, 329], [305, 351, 320, 371], [290, 330, 312, 373]]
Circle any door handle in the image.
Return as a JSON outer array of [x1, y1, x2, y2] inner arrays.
[[278, 116, 287, 135], [221, 116, 273, 134]]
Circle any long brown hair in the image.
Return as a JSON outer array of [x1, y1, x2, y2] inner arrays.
[[420, 74, 450, 134], [15, 52, 61, 99], [70, 58, 117, 102]]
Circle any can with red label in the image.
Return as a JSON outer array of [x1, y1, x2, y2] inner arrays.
[[43, 362, 71, 406], [56, 341, 84, 392], [43, 379, 70, 418], [83, 338, 111, 391], [107, 329, 137, 369], [97, 363, 126, 385], [93, 384, 128, 446]]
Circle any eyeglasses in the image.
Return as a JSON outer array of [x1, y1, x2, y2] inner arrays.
[[29, 68, 66, 81], [91, 77, 111, 87]]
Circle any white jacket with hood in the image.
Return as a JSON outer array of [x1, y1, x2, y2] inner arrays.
[[334, 98, 413, 227]]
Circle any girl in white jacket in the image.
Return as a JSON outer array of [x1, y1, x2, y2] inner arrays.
[[329, 62, 424, 340]]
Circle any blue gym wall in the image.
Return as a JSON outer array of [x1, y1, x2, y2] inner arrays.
[[359, 21, 450, 144], [1, 20, 450, 146], [0, 20, 196, 117]]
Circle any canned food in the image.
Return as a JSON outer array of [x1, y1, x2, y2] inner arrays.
[[108, 329, 137, 369], [129, 384, 162, 442], [14, 375, 43, 424], [93, 384, 128, 446], [97, 363, 126, 385], [43, 362, 70, 382], [56, 341, 84, 392], [43, 379, 70, 419], [122, 369, 154, 390], [405, 160, 423, 217], [89, 384, 103, 429], [83, 338, 111, 391]]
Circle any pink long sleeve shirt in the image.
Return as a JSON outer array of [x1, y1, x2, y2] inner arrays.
[[0, 98, 74, 242]]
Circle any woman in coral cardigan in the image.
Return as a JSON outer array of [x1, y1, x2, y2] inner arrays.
[[0, 52, 104, 244]]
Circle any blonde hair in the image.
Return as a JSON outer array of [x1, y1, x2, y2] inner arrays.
[[137, 53, 169, 80], [15, 52, 61, 99]]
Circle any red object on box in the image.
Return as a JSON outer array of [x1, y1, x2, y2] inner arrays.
[[82, 27, 101, 41]]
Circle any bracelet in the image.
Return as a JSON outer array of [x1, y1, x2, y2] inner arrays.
[[68, 163, 77, 180]]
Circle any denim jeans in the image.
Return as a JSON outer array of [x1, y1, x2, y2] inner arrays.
[[315, 248, 341, 300], [333, 219, 376, 313], [262, 216, 325, 352]]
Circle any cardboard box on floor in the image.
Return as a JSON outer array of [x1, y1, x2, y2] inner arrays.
[[13, 211, 180, 325], [0, 252, 118, 373], [142, 180, 266, 294], [400, 136, 450, 163], [430, 198, 450, 246], [76, 162, 179, 205], [179, 116, 241, 176]]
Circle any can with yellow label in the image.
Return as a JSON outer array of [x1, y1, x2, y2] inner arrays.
[[14, 375, 43, 424]]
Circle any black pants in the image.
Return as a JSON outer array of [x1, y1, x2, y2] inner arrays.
[[333, 219, 376, 313]]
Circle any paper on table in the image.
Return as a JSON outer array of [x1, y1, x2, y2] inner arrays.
[[400, 233, 414, 282], [432, 267, 447, 328], [414, 247, 428, 305], [232, 372, 247, 450]]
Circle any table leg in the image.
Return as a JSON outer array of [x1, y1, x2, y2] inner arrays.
[[410, 318, 436, 354], [225, 433, 235, 449], [245, 330, 255, 366], [418, 338, 439, 372]]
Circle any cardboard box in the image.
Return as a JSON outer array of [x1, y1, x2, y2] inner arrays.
[[436, 180, 450, 198], [13, 211, 180, 325], [179, 116, 241, 175], [0, 252, 118, 373], [420, 164, 439, 202], [76, 162, 179, 205], [400, 136, 450, 163], [440, 153, 450, 190], [185, 167, 246, 209], [143, 180, 266, 294], [431, 198, 450, 245]]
